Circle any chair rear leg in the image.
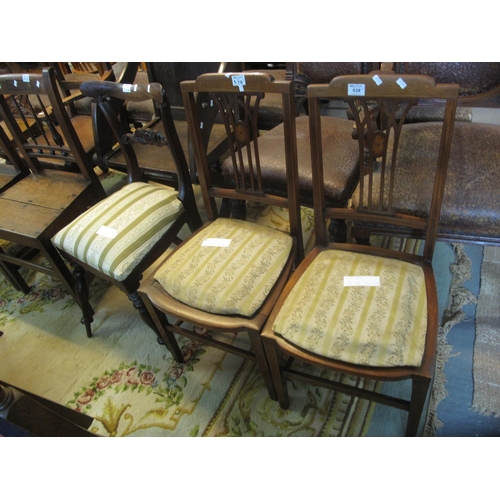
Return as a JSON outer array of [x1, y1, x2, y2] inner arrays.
[[406, 376, 431, 437], [248, 332, 277, 401], [137, 289, 184, 363], [262, 336, 290, 408]]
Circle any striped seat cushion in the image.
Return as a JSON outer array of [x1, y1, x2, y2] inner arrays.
[[154, 217, 293, 317], [273, 249, 428, 367], [53, 182, 184, 281]]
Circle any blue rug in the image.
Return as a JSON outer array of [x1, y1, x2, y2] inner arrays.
[[435, 243, 500, 436]]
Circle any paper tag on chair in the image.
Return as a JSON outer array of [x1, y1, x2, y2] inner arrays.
[[201, 238, 231, 248], [231, 75, 246, 92], [97, 226, 118, 239], [347, 83, 365, 96], [344, 276, 380, 287]]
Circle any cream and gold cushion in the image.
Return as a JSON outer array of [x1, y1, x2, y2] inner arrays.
[[246, 202, 315, 254], [273, 249, 428, 367], [154, 217, 293, 317], [53, 182, 184, 281]]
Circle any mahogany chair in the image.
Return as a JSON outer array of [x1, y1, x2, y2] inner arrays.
[[261, 73, 459, 436], [52, 80, 203, 338], [137, 73, 303, 397], [0, 68, 106, 303]]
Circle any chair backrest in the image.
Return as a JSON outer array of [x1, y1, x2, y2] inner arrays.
[[288, 62, 380, 97], [308, 73, 459, 262], [80, 79, 198, 209], [181, 72, 303, 259], [0, 67, 102, 184]]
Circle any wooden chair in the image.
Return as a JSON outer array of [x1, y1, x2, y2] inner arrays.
[[352, 62, 500, 246], [96, 62, 236, 186], [137, 73, 303, 398], [0, 126, 32, 292], [261, 73, 459, 436], [1, 63, 139, 169], [52, 80, 203, 338], [0, 67, 106, 303]]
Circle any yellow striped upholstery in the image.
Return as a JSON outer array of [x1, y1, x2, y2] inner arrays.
[[53, 182, 184, 281], [154, 217, 293, 317], [273, 249, 427, 367]]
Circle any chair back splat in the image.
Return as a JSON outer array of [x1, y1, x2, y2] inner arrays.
[[262, 73, 459, 436], [312, 74, 458, 261], [137, 72, 303, 398]]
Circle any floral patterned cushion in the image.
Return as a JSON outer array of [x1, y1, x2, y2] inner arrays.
[[53, 182, 183, 281], [273, 249, 428, 367], [154, 217, 293, 317], [246, 202, 315, 254]]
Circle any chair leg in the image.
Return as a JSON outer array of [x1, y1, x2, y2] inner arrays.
[[262, 336, 289, 408], [128, 289, 168, 345], [248, 332, 277, 401], [406, 376, 431, 437], [72, 264, 94, 338], [137, 290, 185, 363]]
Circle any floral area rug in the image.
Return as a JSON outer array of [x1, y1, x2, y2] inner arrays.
[[0, 261, 380, 437], [0, 173, 459, 437]]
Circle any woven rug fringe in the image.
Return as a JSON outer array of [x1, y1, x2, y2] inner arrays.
[[424, 243, 477, 436]]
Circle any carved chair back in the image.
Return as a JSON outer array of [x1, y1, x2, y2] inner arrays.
[[309, 73, 459, 262], [80, 80, 200, 219], [181, 72, 303, 260]]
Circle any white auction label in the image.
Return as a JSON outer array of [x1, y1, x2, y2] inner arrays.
[[201, 238, 231, 247], [344, 276, 380, 287], [347, 83, 365, 96], [97, 226, 118, 239], [231, 74, 246, 91], [396, 78, 407, 89], [372, 74, 383, 86]]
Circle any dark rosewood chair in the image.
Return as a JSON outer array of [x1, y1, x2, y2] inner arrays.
[[95, 62, 235, 186], [0, 68, 106, 303], [52, 80, 202, 338], [137, 73, 303, 398], [261, 73, 459, 436]]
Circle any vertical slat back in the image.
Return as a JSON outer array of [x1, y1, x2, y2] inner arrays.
[[308, 73, 458, 261], [182, 72, 303, 259]]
